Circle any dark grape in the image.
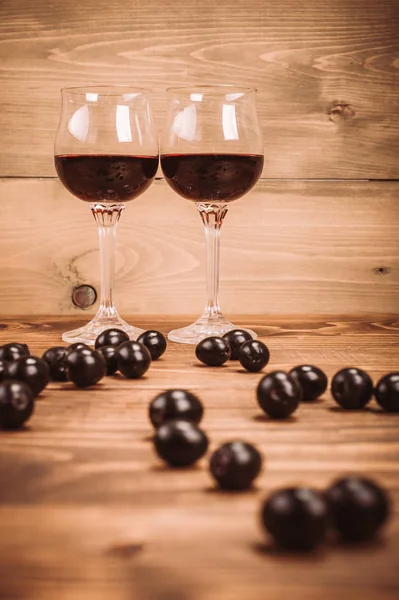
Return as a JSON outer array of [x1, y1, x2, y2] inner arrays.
[[95, 328, 130, 349], [0, 359, 6, 382], [149, 389, 203, 428], [195, 337, 231, 367], [210, 441, 262, 490], [331, 367, 373, 410], [325, 477, 390, 542], [261, 487, 329, 551], [98, 345, 119, 375], [0, 343, 30, 363], [6, 356, 50, 397], [289, 365, 328, 401], [137, 330, 167, 360], [223, 329, 253, 360], [154, 420, 208, 467], [238, 340, 270, 373], [66, 348, 105, 387], [67, 343, 91, 355], [42, 346, 69, 382], [0, 380, 35, 430], [375, 372, 399, 413], [115, 341, 151, 379], [257, 371, 301, 419]]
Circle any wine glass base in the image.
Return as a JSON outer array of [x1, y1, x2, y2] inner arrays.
[[62, 313, 145, 345], [168, 316, 257, 345]]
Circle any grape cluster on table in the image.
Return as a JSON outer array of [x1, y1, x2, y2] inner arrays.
[[0, 327, 397, 554]]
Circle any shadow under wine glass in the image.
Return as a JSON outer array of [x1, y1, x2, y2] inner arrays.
[[160, 85, 264, 344], [54, 86, 159, 344]]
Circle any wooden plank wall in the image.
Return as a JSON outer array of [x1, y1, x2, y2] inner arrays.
[[0, 0, 398, 315], [1, 179, 398, 315]]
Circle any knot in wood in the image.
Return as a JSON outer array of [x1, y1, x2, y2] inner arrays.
[[72, 285, 97, 309], [372, 266, 391, 276], [328, 103, 356, 123]]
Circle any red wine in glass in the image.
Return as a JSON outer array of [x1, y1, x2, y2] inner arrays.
[[161, 153, 264, 202], [54, 86, 159, 345], [55, 154, 159, 202], [160, 85, 264, 344]]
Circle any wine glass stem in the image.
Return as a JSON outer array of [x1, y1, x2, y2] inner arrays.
[[90, 203, 125, 319], [196, 202, 228, 319]]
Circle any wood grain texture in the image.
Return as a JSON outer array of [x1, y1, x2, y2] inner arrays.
[[0, 179, 398, 316], [0, 316, 398, 600], [0, 0, 399, 178]]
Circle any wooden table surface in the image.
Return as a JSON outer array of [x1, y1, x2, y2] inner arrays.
[[0, 315, 398, 600]]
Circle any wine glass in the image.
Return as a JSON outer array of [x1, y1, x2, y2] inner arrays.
[[160, 85, 264, 344], [54, 86, 159, 344]]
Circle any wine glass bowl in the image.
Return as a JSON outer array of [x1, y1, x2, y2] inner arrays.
[[54, 86, 159, 344], [160, 85, 264, 344]]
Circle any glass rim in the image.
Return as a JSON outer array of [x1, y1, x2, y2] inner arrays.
[[61, 85, 152, 96], [166, 84, 257, 94]]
